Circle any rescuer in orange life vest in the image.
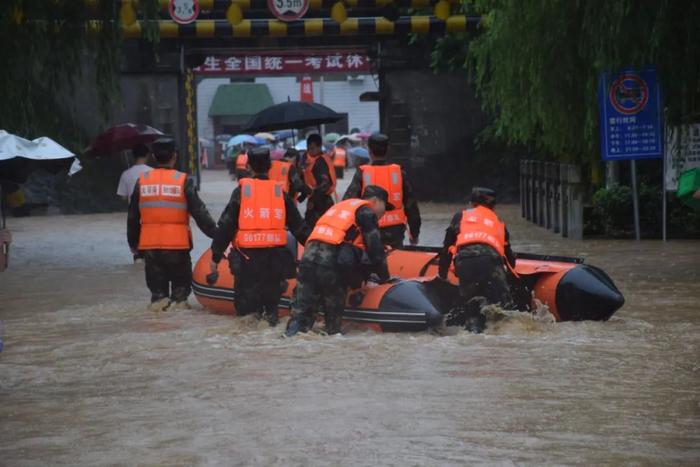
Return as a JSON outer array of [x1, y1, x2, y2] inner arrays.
[[285, 185, 392, 337], [268, 148, 310, 203], [127, 138, 217, 311], [342, 133, 421, 249], [209, 147, 310, 326], [438, 187, 516, 333], [302, 133, 337, 227]]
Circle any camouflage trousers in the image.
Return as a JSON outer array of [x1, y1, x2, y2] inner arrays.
[[144, 250, 192, 303], [290, 259, 348, 334], [453, 244, 512, 308]]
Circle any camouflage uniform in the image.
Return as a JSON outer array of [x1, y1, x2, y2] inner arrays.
[[438, 210, 516, 327], [289, 205, 389, 334], [342, 160, 421, 249], [211, 174, 309, 324], [127, 169, 216, 303], [303, 155, 335, 227]]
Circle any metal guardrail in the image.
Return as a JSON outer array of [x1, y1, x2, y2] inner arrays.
[[520, 160, 583, 240]]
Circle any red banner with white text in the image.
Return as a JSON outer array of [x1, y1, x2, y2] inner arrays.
[[194, 50, 371, 75]]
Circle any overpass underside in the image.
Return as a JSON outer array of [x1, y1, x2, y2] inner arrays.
[[90, 0, 493, 199]]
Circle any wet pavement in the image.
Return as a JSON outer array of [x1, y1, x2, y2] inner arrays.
[[1, 169, 699, 466]]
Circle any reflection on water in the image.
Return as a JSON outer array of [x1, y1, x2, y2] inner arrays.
[[1, 170, 699, 465]]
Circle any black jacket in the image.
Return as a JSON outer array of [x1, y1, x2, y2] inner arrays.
[[211, 174, 310, 263], [342, 159, 421, 239], [127, 167, 216, 251]]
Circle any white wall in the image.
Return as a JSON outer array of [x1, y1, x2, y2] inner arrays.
[[196, 78, 229, 140], [255, 75, 380, 133], [256, 76, 297, 104], [196, 75, 380, 138]]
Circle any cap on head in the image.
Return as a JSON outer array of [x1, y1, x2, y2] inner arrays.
[[368, 132, 389, 157], [152, 137, 177, 164], [248, 147, 271, 173], [362, 184, 395, 210], [471, 186, 497, 209]]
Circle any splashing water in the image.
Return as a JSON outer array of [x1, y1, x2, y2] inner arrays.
[[1, 170, 699, 465]]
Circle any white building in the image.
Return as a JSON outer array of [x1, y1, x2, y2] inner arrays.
[[196, 74, 379, 141]]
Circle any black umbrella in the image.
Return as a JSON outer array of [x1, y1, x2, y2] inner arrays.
[[243, 101, 343, 132]]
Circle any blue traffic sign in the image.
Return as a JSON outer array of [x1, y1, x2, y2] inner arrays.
[[599, 68, 663, 160]]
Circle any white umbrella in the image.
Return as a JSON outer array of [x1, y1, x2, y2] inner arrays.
[[0, 130, 75, 161], [336, 133, 362, 144], [0, 130, 81, 176]]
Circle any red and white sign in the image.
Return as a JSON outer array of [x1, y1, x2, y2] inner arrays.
[[194, 50, 371, 75], [300, 76, 314, 102], [268, 0, 310, 22], [169, 0, 200, 25], [609, 72, 649, 115]]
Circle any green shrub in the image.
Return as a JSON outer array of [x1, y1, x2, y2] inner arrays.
[[585, 184, 700, 238]]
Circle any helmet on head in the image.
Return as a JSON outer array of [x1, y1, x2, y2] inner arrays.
[[471, 187, 496, 209], [368, 132, 389, 157], [248, 147, 271, 173]]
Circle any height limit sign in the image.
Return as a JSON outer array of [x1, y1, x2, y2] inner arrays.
[[268, 0, 309, 22], [599, 68, 663, 160]]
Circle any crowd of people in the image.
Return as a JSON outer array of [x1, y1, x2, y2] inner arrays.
[[123, 133, 517, 336]]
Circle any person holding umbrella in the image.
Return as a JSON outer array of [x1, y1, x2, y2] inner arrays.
[[127, 138, 217, 311], [117, 144, 152, 202], [117, 144, 152, 263], [303, 133, 337, 227]]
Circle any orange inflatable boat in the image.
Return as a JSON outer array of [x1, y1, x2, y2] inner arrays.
[[192, 244, 624, 332]]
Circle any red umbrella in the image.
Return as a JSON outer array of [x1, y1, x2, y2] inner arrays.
[[84, 123, 164, 156]]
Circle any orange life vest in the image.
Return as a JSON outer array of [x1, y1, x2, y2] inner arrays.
[[234, 178, 287, 248], [138, 169, 190, 250], [303, 153, 337, 196], [268, 160, 292, 194], [453, 205, 506, 256], [236, 153, 248, 171], [360, 164, 406, 228], [307, 199, 370, 249], [331, 147, 346, 168]]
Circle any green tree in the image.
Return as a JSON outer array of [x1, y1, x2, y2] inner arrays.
[[0, 1, 159, 144], [434, 0, 700, 165]]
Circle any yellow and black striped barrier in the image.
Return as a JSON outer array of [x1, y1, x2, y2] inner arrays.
[[110, 16, 478, 39], [85, 0, 459, 12]]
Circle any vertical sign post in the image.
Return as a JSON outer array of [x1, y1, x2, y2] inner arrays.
[[599, 68, 663, 240]]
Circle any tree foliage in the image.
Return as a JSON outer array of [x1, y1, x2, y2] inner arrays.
[[433, 0, 700, 164], [0, 1, 159, 145]]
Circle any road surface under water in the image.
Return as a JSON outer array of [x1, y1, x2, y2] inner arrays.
[[1, 170, 699, 466]]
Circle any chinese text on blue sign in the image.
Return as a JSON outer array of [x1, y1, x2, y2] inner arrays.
[[599, 68, 663, 160]]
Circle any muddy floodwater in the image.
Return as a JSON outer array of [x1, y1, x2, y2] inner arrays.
[[1, 170, 699, 466]]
